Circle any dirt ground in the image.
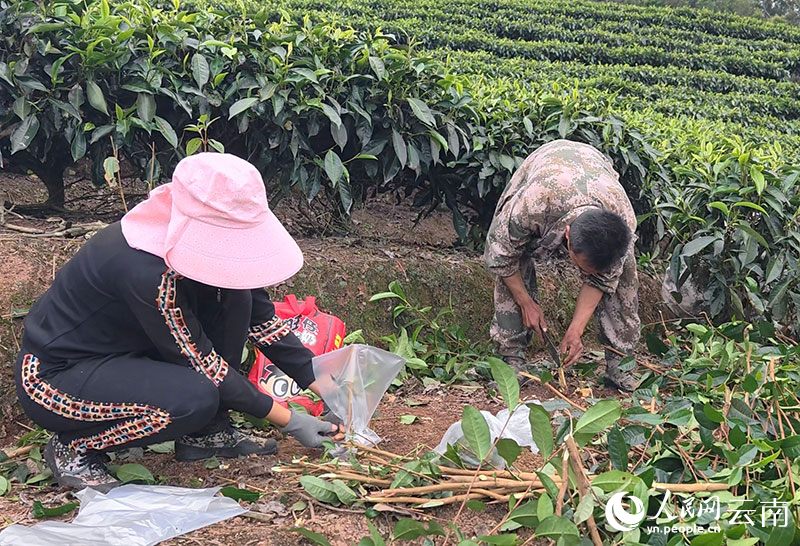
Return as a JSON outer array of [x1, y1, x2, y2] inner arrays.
[[0, 170, 642, 544]]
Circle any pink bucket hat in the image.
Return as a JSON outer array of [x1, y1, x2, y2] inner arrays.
[[120, 153, 303, 289]]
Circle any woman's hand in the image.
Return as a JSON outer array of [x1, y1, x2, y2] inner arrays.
[[280, 410, 345, 448]]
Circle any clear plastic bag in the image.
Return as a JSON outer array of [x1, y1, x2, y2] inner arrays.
[[0, 485, 245, 546], [312, 344, 406, 446], [433, 403, 541, 468]]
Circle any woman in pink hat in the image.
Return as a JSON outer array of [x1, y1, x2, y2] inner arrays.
[[14, 153, 344, 492]]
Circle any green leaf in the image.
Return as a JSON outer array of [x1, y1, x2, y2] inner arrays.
[[591, 470, 638, 493], [186, 137, 203, 156], [136, 93, 156, 123], [392, 129, 407, 167], [781, 435, 800, 459], [681, 235, 717, 258], [220, 486, 261, 503], [229, 97, 259, 119], [0, 476, 8, 496], [534, 515, 580, 544], [393, 518, 426, 541], [86, 81, 108, 115], [369, 292, 400, 302], [32, 500, 78, 519], [537, 493, 554, 520], [399, 415, 418, 425], [574, 400, 622, 435], [331, 479, 358, 505], [203, 456, 220, 469], [732, 201, 768, 215], [208, 139, 225, 153], [537, 472, 560, 500], [299, 476, 339, 504], [324, 149, 344, 185], [607, 425, 629, 471], [10, 115, 40, 154], [702, 403, 725, 424], [461, 406, 491, 463], [191, 53, 210, 87], [750, 165, 766, 195], [12, 97, 30, 120], [527, 403, 553, 461], [369, 56, 386, 80], [476, 535, 517, 545], [103, 157, 119, 183], [321, 103, 342, 127], [338, 168, 353, 213], [292, 67, 318, 83], [115, 463, 154, 484], [367, 519, 386, 546], [466, 499, 485, 512], [70, 130, 86, 162], [291, 527, 332, 546], [488, 357, 519, 410], [708, 201, 729, 216], [690, 533, 723, 546], [496, 438, 521, 467], [407, 97, 435, 126], [154, 116, 178, 148], [502, 501, 538, 530], [573, 493, 595, 525]]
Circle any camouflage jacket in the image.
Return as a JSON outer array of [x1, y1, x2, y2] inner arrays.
[[484, 139, 636, 295]]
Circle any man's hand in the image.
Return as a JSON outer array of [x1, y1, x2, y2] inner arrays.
[[559, 327, 584, 367], [520, 298, 547, 344]]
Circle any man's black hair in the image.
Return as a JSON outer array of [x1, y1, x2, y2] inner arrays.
[[569, 209, 632, 272]]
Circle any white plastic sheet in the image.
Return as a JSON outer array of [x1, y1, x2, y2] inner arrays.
[[0, 485, 245, 546], [433, 403, 541, 468], [312, 344, 406, 446]]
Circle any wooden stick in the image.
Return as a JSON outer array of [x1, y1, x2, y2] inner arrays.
[[366, 493, 487, 505], [317, 471, 391, 487], [652, 482, 730, 492], [565, 437, 603, 546], [439, 467, 542, 481], [377, 480, 535, 497], [519, 372, 587, 412], [350, 442, 407, 461], [558, 366, 568, 390], [2, 445, 34, 458], [446, 475, 544, 488], [242, 511, 275, 523], [555, 449, 570, 516]]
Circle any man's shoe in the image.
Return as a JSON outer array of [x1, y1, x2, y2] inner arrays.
[[43, 435, 121, 493], [175, 427, 278, 461], [604, 361, 638, 393], [501, 355, 529, 374]]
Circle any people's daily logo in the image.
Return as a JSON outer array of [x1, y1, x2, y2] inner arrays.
[[605, 492, 646, 532]]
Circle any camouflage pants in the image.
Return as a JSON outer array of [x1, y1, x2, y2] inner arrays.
[[490, 252, 640, 359]]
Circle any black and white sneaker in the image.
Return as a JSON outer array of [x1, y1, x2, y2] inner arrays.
[[175, 427, 278, 461], [43, 435, 120, 493]]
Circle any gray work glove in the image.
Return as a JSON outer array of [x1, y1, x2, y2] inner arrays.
[[321, 401, 343, 426], [279, 409, 339, 448]]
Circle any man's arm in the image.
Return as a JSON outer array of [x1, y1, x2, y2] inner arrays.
[[559, 282, 604, 366], [502, 272, 547, 343]]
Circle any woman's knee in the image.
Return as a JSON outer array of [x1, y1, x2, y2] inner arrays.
[[171, 376, 220, 426]]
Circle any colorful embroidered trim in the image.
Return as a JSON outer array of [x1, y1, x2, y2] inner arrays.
[[157, 269, 228, 386], [248, 315, 291, 347], [20, 354, 171, 453]]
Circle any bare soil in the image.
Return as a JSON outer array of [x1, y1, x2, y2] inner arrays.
[[0, 170, 655, 545]]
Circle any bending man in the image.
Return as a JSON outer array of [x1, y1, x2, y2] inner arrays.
[[484, 139, 640, 391]]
